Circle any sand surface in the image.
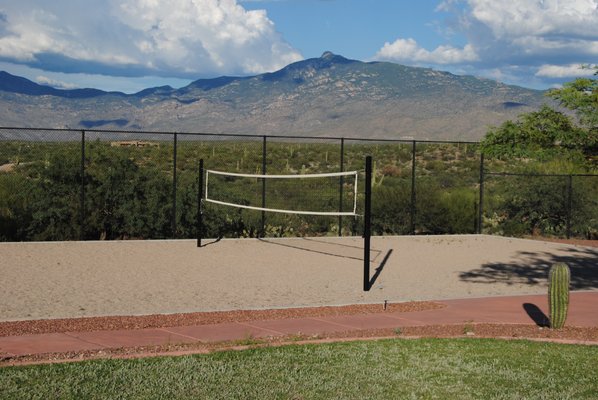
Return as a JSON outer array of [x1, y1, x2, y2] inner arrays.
[[1, 235, 597, 321]]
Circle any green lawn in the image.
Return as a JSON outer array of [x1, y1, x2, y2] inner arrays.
[[1, 338, 597, 399]]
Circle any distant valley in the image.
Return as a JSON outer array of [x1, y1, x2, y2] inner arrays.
[[0, 52, 550, 141]]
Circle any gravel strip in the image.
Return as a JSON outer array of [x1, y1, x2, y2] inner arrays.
[[3, 323, 598, 366], [0, 301, 443, 337]]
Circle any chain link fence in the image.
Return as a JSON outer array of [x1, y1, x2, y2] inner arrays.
[[482, 172, 598, 239], [1, 127, 596, 241]]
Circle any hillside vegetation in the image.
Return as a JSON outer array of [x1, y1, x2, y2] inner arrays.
[[0, 69, 595, 241], [0, 133, 596, 242]]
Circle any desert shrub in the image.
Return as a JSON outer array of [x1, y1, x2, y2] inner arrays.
[[416, 182, 477, 234], [371, 184, 411, 234]]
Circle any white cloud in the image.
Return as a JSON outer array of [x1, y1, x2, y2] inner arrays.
[[465, 0, 598, 64], [35, 75, 78, 89], [468, 0, 598, 40], [376, 38, 478, 64], [536, 63, 597, 78], [0, 60, 193, 93], [375, 0, 598, 86], [0, 0, 302, 78]]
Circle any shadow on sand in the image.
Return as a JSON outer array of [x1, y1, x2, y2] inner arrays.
[[257, 237, 382, 262], [366, 249, 393, 290], [258, 238, 393, 289], [459, 245, 598, 290]]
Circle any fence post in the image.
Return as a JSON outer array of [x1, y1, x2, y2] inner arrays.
[[410, 140, 416, 235], [363, 155, 372, 291], [261, 136, 267, 237], [566, 174, 572, 239], [171, 133, 178, 238], [338, 137, 345, 237], [478, 153, 485, 234], [80, 130, 86, 241], [197, 159, 204, 247]]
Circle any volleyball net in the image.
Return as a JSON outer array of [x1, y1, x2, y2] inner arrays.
[[204, 169, 359, 217], [197, 157, 373, 292]]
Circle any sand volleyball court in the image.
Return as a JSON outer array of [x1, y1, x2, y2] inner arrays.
[[1, 235, 597, 321]]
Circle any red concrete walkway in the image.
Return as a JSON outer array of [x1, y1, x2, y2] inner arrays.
[[1, 292, 597, 359]]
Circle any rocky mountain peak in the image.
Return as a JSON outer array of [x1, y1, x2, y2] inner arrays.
[[0, 54, 547, 140]]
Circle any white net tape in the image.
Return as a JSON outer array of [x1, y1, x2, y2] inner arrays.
[[205, 169, 359, 216]]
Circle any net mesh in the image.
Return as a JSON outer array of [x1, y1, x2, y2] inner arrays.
[[205, 170, 358, 216]]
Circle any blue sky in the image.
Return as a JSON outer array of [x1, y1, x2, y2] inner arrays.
[[241, 0, 458, 60], [0, 0, 596, 93]]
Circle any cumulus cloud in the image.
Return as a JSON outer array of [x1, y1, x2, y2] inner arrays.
[[0, 0, 302, 78], [35, 75, 79, 89], [466, 0, 598, 63], [376, 0, 598, 85], [468, 0, 597, 40], [376, 38, 478, 64], [536, 63, 597, 78]]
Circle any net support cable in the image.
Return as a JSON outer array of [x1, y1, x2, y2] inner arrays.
[[204, 169, 360, 216]]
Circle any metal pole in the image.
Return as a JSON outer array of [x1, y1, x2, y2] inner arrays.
[[338, 138, 345, 237], [478, 153, 485, 234], [197, 159, 204, 247], [473, 201, 478, 233], [80, 130, 85, 241], [566, 174, 572, 239], [410, 140, 416, 235], [363, 155, 372, 292], [172, 133, 178, 238], [261, 136, 267, 237]]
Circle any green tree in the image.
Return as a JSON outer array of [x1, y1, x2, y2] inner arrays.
[[482, 67, 597, 165], [487, 176, 570, 237], [547, 66, 598, 162], [480, 105, 587, 161], [480, 69, 598, 239], [0, 173, 34, 241], [24, 149, 82, 241], [548, 66, 598, 131], [85, 144, 171, 240]]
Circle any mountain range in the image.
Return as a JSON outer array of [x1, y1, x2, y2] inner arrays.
[[0, 52, 550, 140]]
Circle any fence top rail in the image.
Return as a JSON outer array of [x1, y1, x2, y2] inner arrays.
[[486, 172, 598, 177], [0, 126, 480, 145]]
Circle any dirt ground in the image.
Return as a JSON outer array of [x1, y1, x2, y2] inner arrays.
[[2, 234, 597, 322]]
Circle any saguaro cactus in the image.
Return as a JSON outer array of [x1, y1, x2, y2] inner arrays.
[[549, 262, 570, 329]]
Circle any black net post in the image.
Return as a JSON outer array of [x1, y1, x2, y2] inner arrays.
[[410, 140, 416, 235], [338, 137, 345, 237], [478, 153, 485, 234], [363, 155, 372, 292], [172, 132, 178, 238], [79, 129, 86, 241], [197, 158, 204, 247]]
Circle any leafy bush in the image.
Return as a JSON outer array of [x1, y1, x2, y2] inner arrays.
[[0, 136, 595, 241], [416, 182, 477, 234]]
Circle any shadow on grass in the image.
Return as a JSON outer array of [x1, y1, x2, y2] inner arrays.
[[523, 303, 550, 327], [459, 246, 598, 290]]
